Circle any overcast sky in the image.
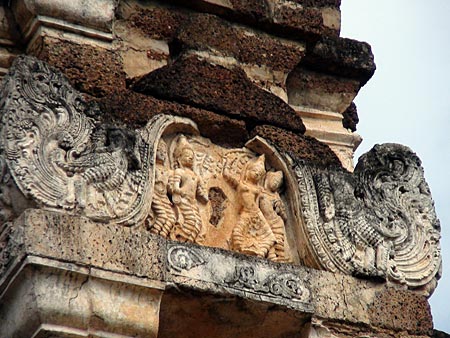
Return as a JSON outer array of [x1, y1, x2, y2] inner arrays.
[[340, 0, 450, 332]]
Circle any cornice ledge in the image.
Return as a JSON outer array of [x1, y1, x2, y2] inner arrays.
[[11, 0, 116, 43]]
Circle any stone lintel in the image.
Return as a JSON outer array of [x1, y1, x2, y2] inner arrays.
[[0, 209, 434, 337]]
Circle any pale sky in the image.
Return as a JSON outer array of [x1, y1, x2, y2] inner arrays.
[[341, 0, 450, 332]]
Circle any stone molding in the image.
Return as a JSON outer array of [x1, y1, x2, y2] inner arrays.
[[293, 104, 362, 170], [12, 0, 116, 43], [0, 255, 164, 338], [167, 243, 313, 311], [0, 56, 441, 294], [0, 208, 434, 337]]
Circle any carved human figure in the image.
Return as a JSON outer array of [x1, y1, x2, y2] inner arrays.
[[226, 155, 276, 257], [169, 135, 208, 243], [260, 171, 288, 262], [148, 140, 176, 237]]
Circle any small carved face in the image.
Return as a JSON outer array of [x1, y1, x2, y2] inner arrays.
[[266, 171, 283, 192], [179, 148, 194, 167], [156, 140, 168, 163], [246, 162, 265, 183]]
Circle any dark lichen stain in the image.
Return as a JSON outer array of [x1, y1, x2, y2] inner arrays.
[[208, 187, 228, 227], [251, 125, 341, 169], [131, 55, 305, 134]]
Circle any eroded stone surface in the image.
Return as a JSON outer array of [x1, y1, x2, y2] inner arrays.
[[37, 38, 126, 98], [0, 56, 441, 293], [286, 66, 361, 113], [167, 243, 312, 310], [150, 0, 341, 40], [0, 208, 435, 337], [131, 55, 306, 134], [92, 88, 249, 148], [159, 288, 311, 338], [2, 209, 166, 280], [0, 258, 163, 338], [0, 1, 443, 337], [369, 288, 433, 335], [250, 125, 341, 168], [174, 13, 306, 72], [301, 36, 376, 85], [342, 101, 358, 131]]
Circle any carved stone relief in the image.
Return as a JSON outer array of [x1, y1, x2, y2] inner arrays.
[[355, 144, 441, 289], [225, 265, 309, 302], [292, 145, 441, 292], [0, 56, 292, 262], [0, 56, 441, 292], [166, 243, 312, 311], [167, 245, 206, 272], [143, 134, 292, 262]]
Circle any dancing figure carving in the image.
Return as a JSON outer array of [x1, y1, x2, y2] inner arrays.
[[169, 135, 208, 243], [225, 155, 276, 258], [260, 171, 289, 262], [0, 56, 441, 292], [147, 140, 176, 237]]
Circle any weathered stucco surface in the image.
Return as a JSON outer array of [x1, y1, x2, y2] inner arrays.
[[0, 1, 443, 337], [0, 209, 435, 337]]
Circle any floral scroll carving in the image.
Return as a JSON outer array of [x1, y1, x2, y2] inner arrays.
[[167, 245, 206, 272], [292, 144, 441, 293], [0, 56, 441, 292], [225, 264, 310, 302], [0, 56, 205, 226], [355, 144, 441, 289], [0, 56, 291, 262]]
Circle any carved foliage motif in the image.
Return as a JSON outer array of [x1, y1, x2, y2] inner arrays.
[[0, 56, 143, 224], [0, 56, 441, 291], [293, 143, 441, 291], [167, 245, 206, 272], [167, 243, 312, 308], [225, 265, 310, 302], [355, 144, 441, 288], [0, 157, 13, 223], [0, 56, 198, 226], [0, 56, 291, 262]]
